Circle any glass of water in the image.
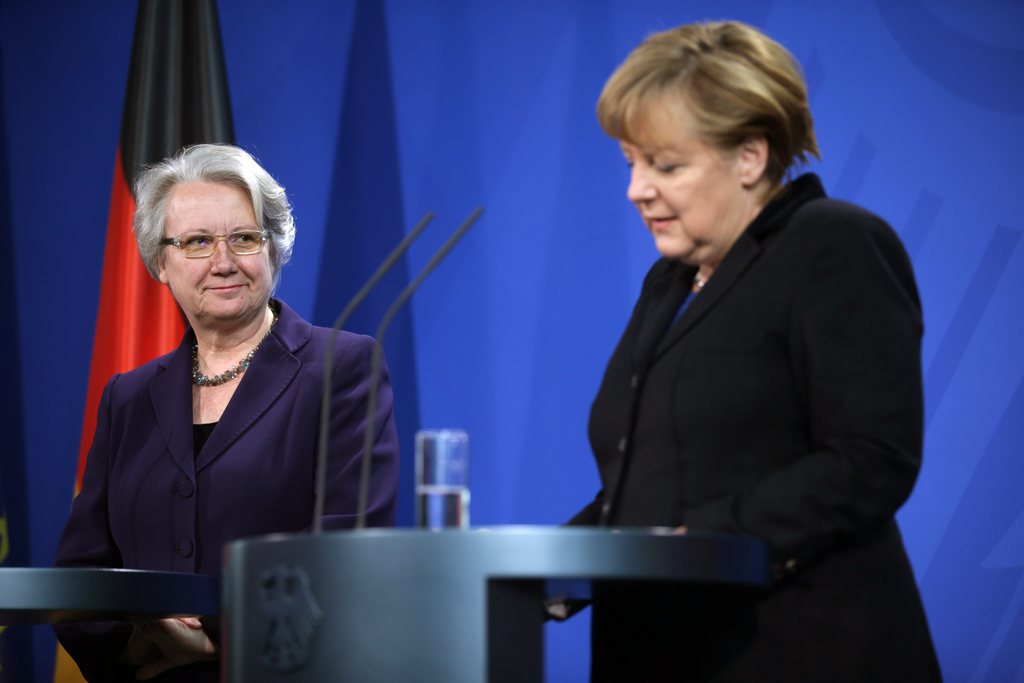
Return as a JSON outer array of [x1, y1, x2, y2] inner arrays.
[[415, 429, 470, 529]]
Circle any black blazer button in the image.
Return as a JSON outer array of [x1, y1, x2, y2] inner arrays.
[[176, 539, 194, 557], [617, 437, 627, 453]]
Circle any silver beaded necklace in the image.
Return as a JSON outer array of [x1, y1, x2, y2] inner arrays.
[[192, 307, 278, 387]]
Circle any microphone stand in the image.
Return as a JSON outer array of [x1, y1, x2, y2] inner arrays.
[[312, 212, 434, 533], [355, 207, 484, 530]]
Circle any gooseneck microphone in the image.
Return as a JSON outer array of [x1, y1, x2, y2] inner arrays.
[[355, 207, 484, 530], [312, 212, 434, 534]]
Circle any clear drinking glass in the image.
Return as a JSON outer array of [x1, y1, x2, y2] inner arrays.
[[415, 429, 470, 529]]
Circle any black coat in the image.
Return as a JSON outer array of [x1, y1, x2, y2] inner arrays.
[[573, 175, 942, 682]]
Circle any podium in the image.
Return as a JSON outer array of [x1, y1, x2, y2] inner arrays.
[[0, 567, 217, 623], [222, 527, 769, 682], [0, 528, 767, 681]]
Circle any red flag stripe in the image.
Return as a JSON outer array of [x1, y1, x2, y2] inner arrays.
[[74, 151, 184, 491]]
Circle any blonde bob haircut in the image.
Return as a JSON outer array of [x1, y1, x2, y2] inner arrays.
[[597, 21, 820, 192]]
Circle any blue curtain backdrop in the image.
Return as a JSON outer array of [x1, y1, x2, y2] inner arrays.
[[2, 1, 1022, 681], [0, 41, 33, 683]]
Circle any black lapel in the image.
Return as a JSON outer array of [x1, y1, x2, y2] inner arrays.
[[651, 174, 827, 361], [630, 262, 695, 372], [653, 233, 763, 359]]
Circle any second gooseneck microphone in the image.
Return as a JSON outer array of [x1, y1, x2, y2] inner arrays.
[[311, 208, 484, 533], [355, 207, 484, 529], [312, 212, 433, 534]]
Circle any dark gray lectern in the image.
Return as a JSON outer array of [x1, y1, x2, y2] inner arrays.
[[0, 567, 218, 623], [223, 527, 769, 682]]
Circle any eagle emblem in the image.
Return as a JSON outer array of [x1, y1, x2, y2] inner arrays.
[[259, 564, 323, 673]]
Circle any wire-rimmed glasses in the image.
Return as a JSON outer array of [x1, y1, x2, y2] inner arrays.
[[160, 229, 268, 258]]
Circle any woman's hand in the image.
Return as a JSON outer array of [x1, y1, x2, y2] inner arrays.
[[125, 617, 218, 680]]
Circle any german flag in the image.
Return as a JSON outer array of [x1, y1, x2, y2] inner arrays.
[[55, 1, 234, 680]]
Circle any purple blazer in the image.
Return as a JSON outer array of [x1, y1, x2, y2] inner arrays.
[[54, 299, 399, 681]]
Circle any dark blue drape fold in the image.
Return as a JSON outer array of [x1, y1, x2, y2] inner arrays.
[[314, 0, 419, 525], [0, 46, 33, 683]]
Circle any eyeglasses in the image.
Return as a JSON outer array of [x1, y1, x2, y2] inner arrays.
[[160, 229, 269, 258]]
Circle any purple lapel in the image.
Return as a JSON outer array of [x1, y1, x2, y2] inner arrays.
[[149, 336, 197, 476], [194, 301, 308, 473]]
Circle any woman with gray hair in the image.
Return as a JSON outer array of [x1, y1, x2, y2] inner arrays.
[[54, 144, 399, 682]]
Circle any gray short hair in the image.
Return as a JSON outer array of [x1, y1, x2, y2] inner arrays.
[[134, 144, 296, 289]]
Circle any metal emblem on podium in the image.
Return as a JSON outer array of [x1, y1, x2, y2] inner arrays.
[[259, 564, 323, 673]]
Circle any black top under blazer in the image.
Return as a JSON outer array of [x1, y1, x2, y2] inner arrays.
[[573, 175, 942, 682]]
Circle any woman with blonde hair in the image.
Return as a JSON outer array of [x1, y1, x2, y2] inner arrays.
[[570, 21, 941, 681]]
